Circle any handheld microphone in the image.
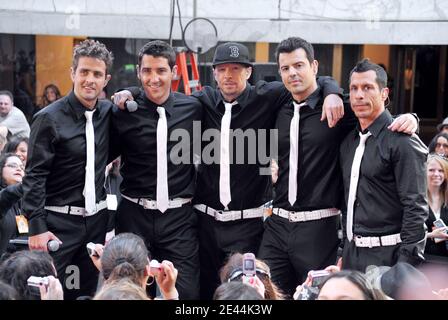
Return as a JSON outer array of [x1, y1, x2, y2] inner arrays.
[[9, 239, 60, 252], [125, 100, 138, 112], [47, 240, 60, 252]]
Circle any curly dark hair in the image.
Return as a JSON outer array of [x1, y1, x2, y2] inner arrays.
[[72, 39, 114, 73], [0, 250, 56, 300]]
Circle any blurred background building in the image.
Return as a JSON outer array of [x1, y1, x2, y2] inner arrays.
[[0, 0, 447, 142]]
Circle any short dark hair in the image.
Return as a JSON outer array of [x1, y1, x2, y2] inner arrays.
[[213, 282, 264, 300], [0, 90, 14, 104], [350, 58, 388, 89], [0, 251, 56, 300], [0, 281, 19, 300], [275, 37, 315, 65], [138, 40, 176, 69], [72, 39, 114, 74]]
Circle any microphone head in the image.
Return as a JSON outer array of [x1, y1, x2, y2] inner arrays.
[[125, 100, 138, 112], [47, 240, 60, 252]]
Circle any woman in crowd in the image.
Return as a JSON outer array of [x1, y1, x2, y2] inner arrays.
[[0, 153, 25, 257], [429, 132, 448, 157], [425, 154, 448, 258], [90, 232, 179, 300], [39, 84, 61, 109], [0, 250, 59, 300], [317, 270, 386, 300], [219, 252, 285, 300], [4, 137, 28, 166]]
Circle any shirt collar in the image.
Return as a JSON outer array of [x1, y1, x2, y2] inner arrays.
[[356, 109, 392, 137], [292, 85, 322, 110], [67, 91, 98, 120], [140, 88, 175, 117], [215, 82, 251, 110]]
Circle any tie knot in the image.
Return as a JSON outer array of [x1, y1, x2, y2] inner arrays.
[[293, 101, 306, 113], [85, 110, 95, 121], [224, 101, 237, 112], [157, 107, 166, 118], [359, 131, 372, 143]]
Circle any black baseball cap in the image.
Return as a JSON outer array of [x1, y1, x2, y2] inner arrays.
[[212, 42, 253, 67]]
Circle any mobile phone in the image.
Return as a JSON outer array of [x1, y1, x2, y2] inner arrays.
[[434, 219, 447, 229], [86, 242, 99, 257], [27, 276, 49, 288], [242, 253, 256, 277], [309, 270, 331, 288], [433, 219, 447, 243]]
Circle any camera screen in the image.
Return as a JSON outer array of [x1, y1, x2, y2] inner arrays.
[[244, 260, 255, 270], [312, 275, 328, 287]]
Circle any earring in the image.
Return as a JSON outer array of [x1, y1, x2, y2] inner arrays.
[[146, 275, 154, 287], [384, 96, 391, 108]]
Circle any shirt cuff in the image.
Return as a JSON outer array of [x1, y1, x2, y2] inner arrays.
[[29, 216, 48, 236]]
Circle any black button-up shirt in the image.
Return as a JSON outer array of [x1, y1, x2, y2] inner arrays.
[[22, 91, 114, 236], [111, 89, 202, 199], [340, 110, 428, 256], [193, 77, 341, 210], [273, 89, 357, 211]]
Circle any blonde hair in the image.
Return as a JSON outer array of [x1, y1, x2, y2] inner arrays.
[[94, 279, 149, 300], [427, 154, 448, 207]]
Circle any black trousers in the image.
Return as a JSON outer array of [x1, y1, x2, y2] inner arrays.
[[342, 239, 400, 272], [46, 209, 109, 300], [116, 198, 200, 299], [196, 210, 264, 300], [258, 214, 339, 298]]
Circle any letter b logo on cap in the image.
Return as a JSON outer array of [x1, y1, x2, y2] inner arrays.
[[229, 46, 240, 58]]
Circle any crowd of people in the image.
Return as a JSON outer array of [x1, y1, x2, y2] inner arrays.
[[0, 35, 447, 301]]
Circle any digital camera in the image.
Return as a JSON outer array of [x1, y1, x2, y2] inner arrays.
[[150, 259, 162, 275], [27, 276, 49, 288], [86, 242, 99, 257]]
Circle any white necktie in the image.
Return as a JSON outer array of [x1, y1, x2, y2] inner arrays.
[[220, 101, 237, 209], [156, 107, 169, 213], [288, 101, 306, 206], [346, 131, 372, 241], [83, 110, 96, 214]]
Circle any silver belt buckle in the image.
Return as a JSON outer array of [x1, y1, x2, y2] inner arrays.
[[214, 210, 223, 220], [355, 235, 364, 247], [288, 211, 294, 222]]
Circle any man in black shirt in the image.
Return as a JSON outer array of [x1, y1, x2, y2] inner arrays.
[[257, 37, 418, 298], [22, 40, 115, 299], [111, 41, 202, 299], [339, 59, 428, 272]]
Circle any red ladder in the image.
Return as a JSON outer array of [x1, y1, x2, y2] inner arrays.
[[172, 47, 202, 95]]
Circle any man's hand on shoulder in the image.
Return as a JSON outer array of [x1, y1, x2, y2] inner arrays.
[[321, 94, 344, 128], [112, 90, 133, 110]]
